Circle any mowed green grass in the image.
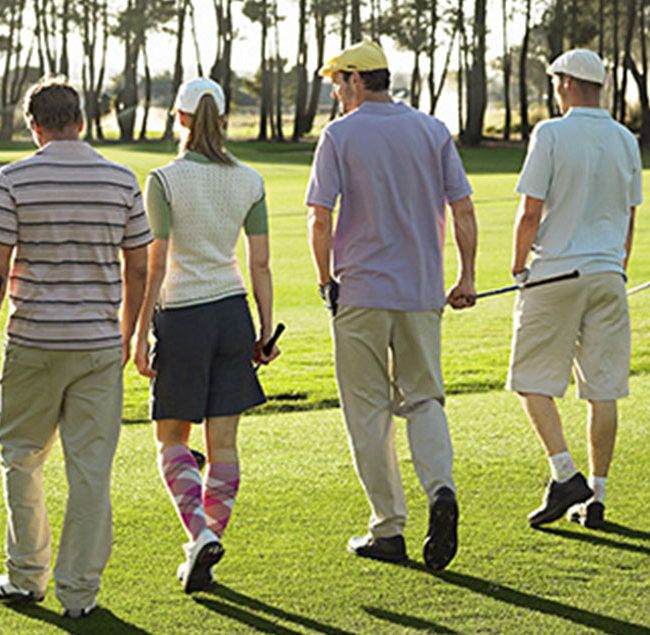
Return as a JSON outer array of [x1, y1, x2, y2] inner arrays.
[[0, 141, 648, 633], [0, 380, 649, 633]]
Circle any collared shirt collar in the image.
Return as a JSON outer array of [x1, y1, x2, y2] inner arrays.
[[565, 107, 610, 119], [36, 139, 100, 158]]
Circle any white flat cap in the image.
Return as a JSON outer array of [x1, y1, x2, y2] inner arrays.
[[546, 49, 606, 85]]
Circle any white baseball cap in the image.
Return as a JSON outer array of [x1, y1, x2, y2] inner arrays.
[[174, 78, 226, 116], [546, 49, 606, 85]]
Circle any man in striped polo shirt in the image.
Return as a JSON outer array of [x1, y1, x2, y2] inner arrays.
[[0, 78, 151, 617]]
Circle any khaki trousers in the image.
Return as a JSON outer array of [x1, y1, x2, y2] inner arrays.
[[0, 344, 122, 609], [333, 305, 454, 538]]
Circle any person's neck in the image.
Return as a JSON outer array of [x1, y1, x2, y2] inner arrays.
[[563, 96, 601, 111], [37, 128, 80, 147], [359, 90, 393, 105]]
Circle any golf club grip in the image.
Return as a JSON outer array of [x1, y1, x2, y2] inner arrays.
[[263, 323, 285, 356]]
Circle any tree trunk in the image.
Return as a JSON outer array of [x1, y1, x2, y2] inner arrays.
[[457, 1, 467, 136], [292, 0, 308, 141], [210, 0, 234, 112], [304, 10, 326, 134], [258, 0, 270, 141], [619, 0, 637, 124], [463, 0, 487, 145], [163, 0, 190, 140], [501, 0, 511, 140], [60, 0, 70, 76], [431, 25, 458, 115], [598, 0, 605, 57], [350, 0, 361, 43], [139, 40, 152, 141], [427, 0, 438, 115], [625, 4, 649, 147], [189, 1, 204, 76], [411, 50, 422, 109], [330, 0, 348, 120], [519, 0, 531, 141], [569, 0, 578, 48], [612, 0, 620, 117], [546, 0, 564, 118], [273, 0, 284, 142], [95, 0, 108, 140]]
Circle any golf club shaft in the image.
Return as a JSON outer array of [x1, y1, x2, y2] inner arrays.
[[475, 269, 580, 299], [627, 281, 650, 296]]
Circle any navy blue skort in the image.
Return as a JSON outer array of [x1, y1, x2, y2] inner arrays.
[[150, 295, 266, 422]]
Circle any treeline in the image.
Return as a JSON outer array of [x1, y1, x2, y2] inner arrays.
[[0, 0, 648, 146]]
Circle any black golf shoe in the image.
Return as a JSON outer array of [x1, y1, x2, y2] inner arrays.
[[528, 472, 592, 528], [347, 534, 407, 563], [569, 500, 605, 529], [423, 487, 458, 570]]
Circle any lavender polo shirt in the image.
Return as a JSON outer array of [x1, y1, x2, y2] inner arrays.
[[306, 101, 472, 311]]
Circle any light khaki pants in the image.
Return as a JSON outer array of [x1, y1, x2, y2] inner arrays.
[[333, 305, 454, 538], [0, 344, 122, 610]]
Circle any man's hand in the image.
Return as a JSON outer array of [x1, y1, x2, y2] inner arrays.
[[319, 279, 339, 316], [134, 334, 157, 378], [447, 278, 476, 309], [122, 338, 131, 367]]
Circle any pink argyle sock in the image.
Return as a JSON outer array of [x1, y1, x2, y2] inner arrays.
[[203, 462, 240, 538], [159, 445, 207, 540]]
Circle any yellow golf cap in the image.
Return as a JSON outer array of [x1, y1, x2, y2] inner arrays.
[[320, 39, 388, 78]]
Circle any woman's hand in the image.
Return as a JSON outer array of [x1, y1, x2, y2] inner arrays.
[[254, 338, 280, 365]]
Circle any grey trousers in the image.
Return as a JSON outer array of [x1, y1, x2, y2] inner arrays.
[[333, 305, 455, 538], [0, 344, 122, 610]]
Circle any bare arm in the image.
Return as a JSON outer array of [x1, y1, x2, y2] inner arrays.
[[307, 205, 333, 286], [0, 244, 14, 302], [446, 195, 478, 309], [512, 195, 544, 275], [133, 239, 168, 377], [623, 206, 636, 272], [120, 245, 148, 366], [246, 233, 279, 364]]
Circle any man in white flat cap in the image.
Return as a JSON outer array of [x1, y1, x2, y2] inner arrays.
[[507, 49, 642, 529]]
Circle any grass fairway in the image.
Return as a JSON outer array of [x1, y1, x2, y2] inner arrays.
[[0, 141, 648, 633], [0, 378, 649, 633]]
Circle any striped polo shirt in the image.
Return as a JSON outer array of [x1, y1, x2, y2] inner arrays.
[[0, 140, 152, 350]]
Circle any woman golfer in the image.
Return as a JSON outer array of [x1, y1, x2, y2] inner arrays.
[[134, 78, 279, 593]]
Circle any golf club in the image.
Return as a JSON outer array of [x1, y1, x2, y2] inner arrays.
[[254, 322, 286, 372], [191, 323, 286, 471], [475, 269, 580, 300], [627, 280, 650, 296]]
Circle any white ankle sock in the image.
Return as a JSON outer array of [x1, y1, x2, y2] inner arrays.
[[589, 475, 607, 503], [548, 451, 578, 483]]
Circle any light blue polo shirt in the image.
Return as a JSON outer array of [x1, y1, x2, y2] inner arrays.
[[305, 101, 472, 311], [516, 107, 643, 278]]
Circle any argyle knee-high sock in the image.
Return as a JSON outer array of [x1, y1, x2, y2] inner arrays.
[[159, 445, 208, 541], [203, 462, 240, 538]]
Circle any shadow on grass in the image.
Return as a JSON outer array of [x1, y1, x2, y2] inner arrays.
[[540, 527, 650, 556], [6, 603, 151, 634], [599, 521, 650, 542], [364, 606, 458, 633], [429, 569, 650, 635], [197, 583, 355, 635]]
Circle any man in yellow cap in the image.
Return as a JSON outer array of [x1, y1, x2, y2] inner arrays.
[[305, 40, 477, 569]]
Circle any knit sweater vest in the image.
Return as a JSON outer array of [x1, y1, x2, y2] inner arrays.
[[153, 157, 264, 309]]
